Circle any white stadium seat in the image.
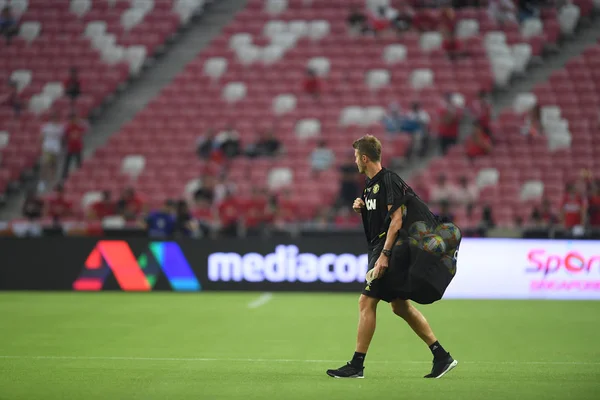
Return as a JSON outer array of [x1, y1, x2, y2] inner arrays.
[[268, 167, 293, 190], [540, 106, 561, 127], [558, 3, 580, 36], [490, 56, 515, 87], [265, 0, 288, 15], [91, 32, 116, 51], [121, 8, 145, 31], [451, 93, 465, 109], [511, 43, 532, 74], [364, 106, 386, 126], [339, 106, 364, 126], [513, 93, 537, 114], [85, 21, 107, 38], [125, 46, 147, 75], [261, 44, 285, 64], [295, 118, 321, 139], [521, 18, 543, 39], [184, 178, 202, 196], [520, 180, 544, 201], [121, 155, 146, 178], [0, 131, 9, 149], [484, 31, 506, 49], [100, 44, 125, 65], [383, 44, 407, 64], [263, 20, 287, 38], [222, 82, 247, 103], [81, 191, 103, 210], [476, 168, 500, 188], [366, 69, 390, 90], [272, 94, 297, 115], [28, 93, 52, 115], [236, 45, 260, 65], [288, 20, 308, 37], [102, 216, 126, 229], [203, 57, 227, 79], [70, 0, 91, 17], [10, 69, 32, 91], [173, 0, 205, 24], [18, 21, 40, 43], [132, 0, 155, 14], [456, 19, 478, 39], [10, 0, 28, 17], [271, 31, 297, 49], [43, 82, 64, 101], [308, 20, 330, 40], [410, 69, 434, 90], [229, 33, 253, 50], [307, 57, 330, 76], [420, 31, 443, 52]]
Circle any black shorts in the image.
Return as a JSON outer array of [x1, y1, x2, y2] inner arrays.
[[362, 241, 409, 303]]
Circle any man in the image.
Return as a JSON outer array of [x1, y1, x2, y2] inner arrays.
[[62, 113, 87, 179], [88, 190, 115, 220], [39, 112, 65, 192], [326, 135, 457, 379], [144, 200, 176, 238], [438, 93, 461, 155]]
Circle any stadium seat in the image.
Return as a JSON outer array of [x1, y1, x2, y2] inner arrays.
[[125, 46, 147, 75], [521, 18, 543, 39], [308, 20, 330, 40], [121, 8, 146, 31], [10, 69, 32, 91], [307, 57, 330, 76], [81, 190, 103, 210], [28, 93, 52, 115], [520, 180, 544, 201], [85, 21, 107, 38], [366, 69, 390, 90], [513, 93, 537, 114], [456, 19, 478, 39], [265, 0, 288, 16], [102, 215, 126, 229], [0, 131, 9, 149], [558, 3, 580, 36], [42, 82, 65, 102], [263, 20, 286, 38], [229, 33, 253, 50], [410, 69, 434, 90], [363, 106, 385, 126], [339, 106, 364, 126], [288, 20, 308, 37], [420, 32, 443, 52], [236, 45, 261, 65], [272, 94, 297, 115], [261, 44, 285, 64], [70, 0, 91, 17], [295, 118, 321, 139], [18, 21, 41, 43], [383, 44, 407, 64], [511, 44, 532, 74], [203, 57, 227, 79], [476, 168, 500, 188], [121, 155, 146, 178], [268, 167, 293, 190], [173, 0, 204, 24], [222, 82, 247, 103]]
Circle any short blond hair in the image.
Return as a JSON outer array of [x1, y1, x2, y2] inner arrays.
[[353, 135, 382, 162]]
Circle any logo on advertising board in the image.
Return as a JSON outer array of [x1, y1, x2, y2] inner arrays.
[[73, 241, 201, 292], [525, 244, 600, 293], [208, 245, 368, 283]]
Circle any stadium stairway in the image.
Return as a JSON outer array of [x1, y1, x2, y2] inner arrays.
[[0, 0, 249, 220]]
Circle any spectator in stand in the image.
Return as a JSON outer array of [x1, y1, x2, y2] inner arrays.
[[249, 129, 282, 158], [367, 6, 392, 35], [218, 190, 239, 236], [175, 199, 198, 237], [1, 81, 23, 116], [310, 140, 335, 172], [430, 174, 458, 206], [116, 187, 144, 221], [62, 113, 88, 179], [88, 190, 115, 220], [442, 27, 463, 61], [337, 152, 360, 209], [521, 104, 542, 138], [393, 2, 415, 34], [243, 188, 268, 234], [587, 181, 600, 228], [347, 5, 368, 35], [439, 6, 457, 33], [403, 101, 431, 159], [381, 103, 404, 134], [488, 0, 517, 25], [303, 68, 322, 99], [438, 93, 461, 154], [0, 6, 18, 45], [193, 175, 228, 207], [437, 200, 455, 222], [518, 0, 540, 23], [529, 197, 557, 228], [22, 189, 44, 220], [560, 183, 587, 231], [480, 204, 496, 230], [215, 125, 241, 159], [192, 197, 215, 237], [64, 67, 81, 111], [38, 112, 65, 193], [453, 175, 479, 209], [144, 200, 176, 238], [470, 90, 494, 135], [45, 184, 72, 223], [197, 128, 218, 159], [465, 121, 493, 161]]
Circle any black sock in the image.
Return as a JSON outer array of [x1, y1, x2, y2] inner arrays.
[[429, 341, 449, 360], [350, 352, 366, 368]]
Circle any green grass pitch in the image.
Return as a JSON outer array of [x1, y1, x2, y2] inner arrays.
[[1, 292, 599, 400]]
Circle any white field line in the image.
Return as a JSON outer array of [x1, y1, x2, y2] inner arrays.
[[0, 356, 598, 366], [247, 293, 273, 309]]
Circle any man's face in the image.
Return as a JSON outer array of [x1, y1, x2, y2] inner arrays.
[[354, 149, 366, 174]]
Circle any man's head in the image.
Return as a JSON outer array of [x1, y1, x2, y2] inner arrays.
[[164, 199, 176, 213], [123, 187, 135, 199], [69, 112, 78, 122], [306, 67, 316, 77], [102, 190, 111, 202], [411, 101, 421, 111], [352, 134, 381, 174], [54, 183, 64, 197], [69, 67, 78, 76], [318, 139, 327, 148], [478, 89, 488, 100], [437, 173, 447, 186], [459, 176, 468, 187]]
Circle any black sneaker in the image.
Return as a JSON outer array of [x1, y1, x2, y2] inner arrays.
[[424, 354, 458, 379], [326, 362, 364, 378]]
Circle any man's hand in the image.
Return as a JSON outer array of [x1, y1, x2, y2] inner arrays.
[[353, 198, 365, 214], [372, 253, 389, 279]]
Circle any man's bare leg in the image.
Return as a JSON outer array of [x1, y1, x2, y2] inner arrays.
[[390, 298, 458, 378], [356, 294, 380, 353]]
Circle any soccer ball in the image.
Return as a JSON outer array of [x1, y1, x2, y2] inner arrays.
[[408, 221, 431, 240], [422, 234, 446, 256], [435, 222, 462, 250], [441, 254, 457, 276]]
